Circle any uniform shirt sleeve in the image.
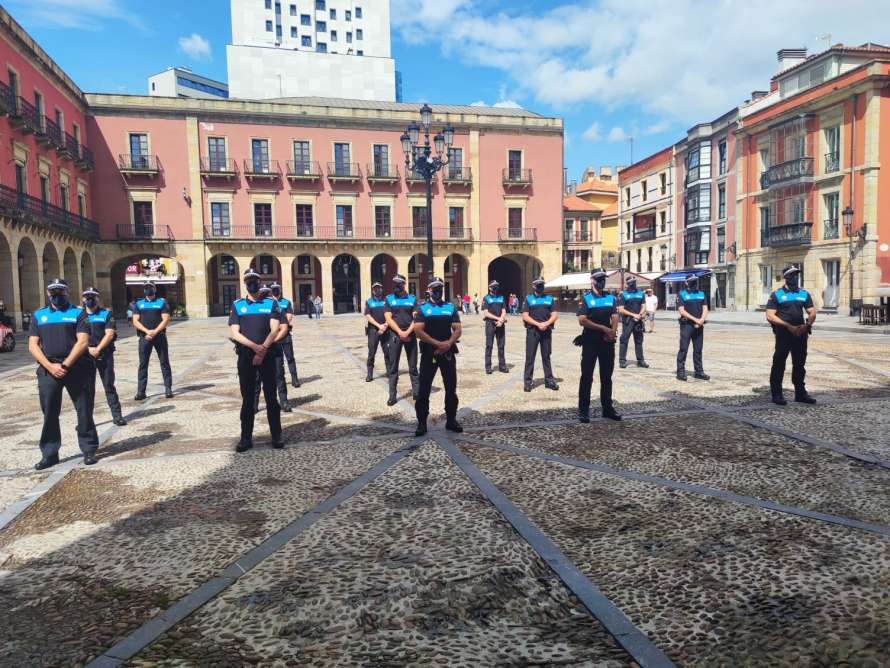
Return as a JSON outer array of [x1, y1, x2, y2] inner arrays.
[[76, 309, 89, 334], [452, 308, 461, 324], [363, 301, 371, 316], [227, 301, 240, 327], [703, 293, 711, 309], [575, 300, 586, 317], [106, 312, 117, 332], [270, 301, 281, 320], [521, 296, 529, 313], [677, 293, 686, 309], [414, 308, 426, 324], [610, 298, 618, 315], [765, 292, 778, 310], [804, 292, 814, 309], [617, 292, 626, 307], [161, 300, 171, 315], [384, 299, 393, 314], [28, 313, 40, 337]]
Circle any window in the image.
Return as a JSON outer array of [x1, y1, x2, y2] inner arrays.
[[265, 0, 271, 8], [34, 91, 44, 122], [636, 249, 642, 272], [315, 0, 325, 9], [760, 206, 770, 246], [290, 4, 296, 16], [251, 139, 270, 173], [624, 187, 631, 207], [685, 228, 710, 265], [345, 9, 351, 20], [8, 68, 18, 95], [275, 1, 281, 13], [346, 31, 352, 43], [175, 76, 229, 98], [660, 245, 667, 271], [254, 203, 273, 236], [129, 133, 149, 169], [685, 185, 710, 225], [449, 207, 464, 237], [208, 137, 227, 171], [296, 204, 313, 237], [54, 108, 63, 132], [507, 208, 522, 237], [718, 140, 727, 175], [77, 192, 86, 217], [39, 175, 49, 208], [641, 179, 647, 202], [626, 251, 631, 270], [317, 20, 326, 31], [330, 30, 337, 41], [291, 26, 297, 37], [276, 24, 282, 38], [266, 20, 273, 31], [823, 192, 839, 240], [356, 50, 363, 56], [686, 148, 700, 182], [296, 255, 313, 275], [133, 201, 153, 235], [659, 210, 666, 233], [647, 247, 653, 272], [507, 150, 523, 180], [580, 250, 590, 271], [316, 42, 327, 53], [220, 255, 237, 277], [718, 182, 726, 219], [293, 140, 310, 171], [372, 144, 389, 176], [759, 148, 769, 173], [375, 205, 391, 237], [447, 148, 463, 178], [659, 172, 666, 195], [329, 8, 336, 19], [789, 196, 806, 224], [633, 213, 656, 242], [335, 204, 353, 236], [333, 142, 351, 173], [14, 163, 25, 195], [301, 14, 311, 25], [412, 206, 428, 237], [356, 29, 363, 40], [302, 35, 312, 46], [717, 226, 726, 263], [210, 202, 231, 236], [825, 126, 840, 173]]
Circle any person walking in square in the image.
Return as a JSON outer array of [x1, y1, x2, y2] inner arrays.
[[644, 288, 658, 333]]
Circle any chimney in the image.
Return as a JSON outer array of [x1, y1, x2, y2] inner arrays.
[[582, 166, 596, 182], [751, 90, 768, 101], [777, 48, 807, 74], [599, 166, 613, 181]]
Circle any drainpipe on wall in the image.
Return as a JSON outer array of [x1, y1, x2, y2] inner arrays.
[[744, 133, 750, 311], [849, 93, 857, 315]]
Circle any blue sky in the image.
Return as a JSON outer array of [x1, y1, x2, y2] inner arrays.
[[8, 0, 888, 181]]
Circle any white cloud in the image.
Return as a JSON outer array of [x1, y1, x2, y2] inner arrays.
[[582, 122, 601, 142], [392, 0, 890, 124], [493, 99, 522, 108], [7, 0, 147, 30], [470, 100, 487, 106], [179, 33, 212, 61], [607, 126, 629, 142]]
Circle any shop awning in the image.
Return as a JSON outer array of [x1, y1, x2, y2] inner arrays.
[[659, 269, 711, 283], [544, 273, 591, 289]]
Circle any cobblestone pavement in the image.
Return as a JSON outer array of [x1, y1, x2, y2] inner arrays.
[[0, 313, 888, 667]]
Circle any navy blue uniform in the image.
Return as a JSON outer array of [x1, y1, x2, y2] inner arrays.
[[276, 297, 299, 386], [364, 297, 389, 377], [677, 289, 708, 375], [482, 294, 507, 372], [767, 287, 814, 397], [134, 297, 172, 395], [577, 292, 618, 415], [230, 297, 282, 445], [384, 293, 419, 401], [522, 294, 556, 385], [86, 308, 123, 420], [414, 301, 460, 423], [618, 289, 646, 364], [29, 304, 99, 459]]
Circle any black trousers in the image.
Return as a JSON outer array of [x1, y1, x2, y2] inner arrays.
[[281, 333, 298, 384], [770, 329, 808, 396], [415, 350, 458, 423], [367, 327, 389, 375], [93, 353, 123, 419], [579, 341, 615, 414], [619, 317, 645, 363], [484, 320, 506, 371], [137, 333, 172, 394], [37, 360, 99, 459], [524, 328, 554, 384], [254, 344, 288, 409], [239, 351, 281, 444], [386, 332, 418, 399], [677, 322, 704, 374]]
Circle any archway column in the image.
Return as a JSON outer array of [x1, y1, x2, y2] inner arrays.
[[178, 245, 208, 318], [3, 232, 22, 328], [359, 256, 372, 307], [433, 254, 447, 284], [319, 255, 334, 312], [395, 256, 412, 281], [278, 253, 296, 301]]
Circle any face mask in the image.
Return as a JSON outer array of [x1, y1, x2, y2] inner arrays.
[[373, 289, 383, 299], [394, 282, 405, 294], [594, 278, 606, 291], [533, 284, 544, 294], [271, 288, 281, 298], [786, 274, 799, 289], [489, 287, 498, 295], [50, 294, 68, 308], [84, 297, 98, 309], [431, 288, 444, 301], [627, 282, 637, 292], [245, 280, 260, 294], [686, 280, 698, 291], [144, 287, 156, 297]]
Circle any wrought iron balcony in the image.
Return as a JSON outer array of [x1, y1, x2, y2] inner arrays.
[[10, 96, 41, 134], [503, 168, 532, 186], [43, 117, 63, 149], [367, 162, 399, 182], [119, 154, 160, 175], [633, 227, 657, 243], [327, 162, 361, 180], [0, 80, 15, 116], [286, 160, 321, 180], [76, 146, 94, 172], [563, 230, 591, 242], [823, 218, 839, 241], [58, 132, 80, 160], [498, 227, 537, 242], [444, 164, 472, 184], [201, 225, 473, 241], [760, 157, 814, 189], [824, 152, 839, 174], [243, 159, 281, 178], [116, 223, 173, 241], [200, 157, 237, 176], [0, 184, 98, 241], [763, 222, 813, 248]]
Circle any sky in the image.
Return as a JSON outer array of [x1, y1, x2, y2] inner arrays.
[[8, 0, 890, 182]]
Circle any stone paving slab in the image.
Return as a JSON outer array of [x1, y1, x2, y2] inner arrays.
[[463, 444, 890, 667]]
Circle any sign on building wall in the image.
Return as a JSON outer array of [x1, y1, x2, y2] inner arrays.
[[125, 257, 179, 284]]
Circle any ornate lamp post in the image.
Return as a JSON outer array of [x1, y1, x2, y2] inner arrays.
[[401, 104, 455, 286]]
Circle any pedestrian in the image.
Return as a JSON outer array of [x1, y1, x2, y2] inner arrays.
[[364, 281, 389, 382], [463, 293, 471, 315], [126, 300, 135, 324], [644, 288, 658, 333], [617, 276, 649, 369], [271, 282, 300, 388], [306, 295, 314, 319], [473, 293, 480, 314], [132, 280, 173, 400], [314, 295, 322, 319], [413, 276, 462, 436], [229, 268, 283, 453], [576, 268, 622, 423], [521, 277, 559, 392], [383, 273, 419, 406], [676, 274, 710, 381], [28, 278, 99, 469], [82, 287, 126, 427], [766, 265, 816, 405], [482, 280, 507, 374]]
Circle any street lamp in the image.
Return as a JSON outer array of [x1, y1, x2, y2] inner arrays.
[[401, 104, 455, 286], [842, 206, 854, 237]]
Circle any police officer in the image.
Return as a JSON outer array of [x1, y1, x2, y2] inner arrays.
[[254, 284, 293, 413], [364, 281, 389, 382], [576, 268, 622, 423], [766, 265, 817, 405], [383, 274, 419, 406], [413, 276, 462, 436], [271, 282, 301, 388], [82, 287, 126, 427], [521, 277, 559, 392], [617, 276, 649, 369], [132, 280, 173, 400], [482, 280, 508, 374], [229, 269, 283, 452], [28, 278, 99, 469], [676, 274, 710, 381]]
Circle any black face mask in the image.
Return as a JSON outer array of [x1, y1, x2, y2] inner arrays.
[[50, 294, 69, 308], [431, 288, 444, 302], [144, 287, 156, 298], [627, 281, 637, 292], [593, 278, 606, 291], [686, 280, 698, 291], [489, 287, 498, 295], [245, 280, 260, 295], [83, 297, 98, 309], [533, 284, 544, 294], [786, 274, 800, 290], [271, 288, 281, 298], [394, 282, 406, 294]]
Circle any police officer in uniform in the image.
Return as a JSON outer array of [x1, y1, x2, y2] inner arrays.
[[133, 280, 173, 400], [676, 274, 710, 381], [229, 269, 283, 452], [413, 276, 463, 436], [28, 278, 99, 469], [766, 265, 817, 405], [521, 277, 559, 392], [82, 287, 126, 427], [576, 268, 622, 423], [271, 282, 300, 388], [617, 276, 649, 369], [364, 282, 389, 382], [254, 284, 293, 413], [482, 280, 508, 374], [383, 274, 419, 406]]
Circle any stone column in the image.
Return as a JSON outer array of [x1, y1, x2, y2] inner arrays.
[[319, 255, 334, 314], [178, 243, 209, 318], [279, 254, 296, 300], [7, 234, 22, 329], [185, 116, 205, 241]]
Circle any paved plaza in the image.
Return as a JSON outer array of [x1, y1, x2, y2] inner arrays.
[[0, 311, 889, 667]]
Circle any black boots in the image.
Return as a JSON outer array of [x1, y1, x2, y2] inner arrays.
[[112, 415, 127, 426], [795, 392, 816, 404], [772, 395, 788, 405], [366, 372, 373, 382], [235, 441, 253, 453], [545, 381, 559, 391], [35, 455, 59, 471], [637, 361, 650, 368], [445, 418, 463, 433], [415, 421, 427, 436], [602, 407, 623, 421], [83, 452, 98, 466]]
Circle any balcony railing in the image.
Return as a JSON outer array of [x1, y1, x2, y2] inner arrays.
[[60, 132, 80, 160], [503, 168, 532, 186], [42, 116, 62, 148], [119, 154, 160, 174], [115, 223, 173, 241], [0, 80, 15, 116], [760, 157, 814, 189], [286, 160, 321, 179], [200, 157, 238, 176], [367, 162, 399, 181], [633, 227, 657, 243], [563, 230, 591, 242], [243, 159, 281, 178], [11, 96, 41, 134], [77, 146, 94, 172], [498, 227, 537, 241], [823, 218, 839, 241], [763, 222, 813, 248], [444, 164, 472, 184], [327, 162, 361, 180], [203, 225, 473, 241], [824, 152, 839, 174], [0, 183, 98, 241]]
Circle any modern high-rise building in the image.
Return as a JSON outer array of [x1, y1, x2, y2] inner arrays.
[[148, 67, 229, 100], [226, 0, 396, 101]]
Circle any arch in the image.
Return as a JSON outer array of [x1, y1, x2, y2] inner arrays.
[[80, 251, 95, 290], [63, 247, 80, 297], [370, 253, 398, 293], [488, 253, 543, 303], [109, 254, 186, 317], [16, 237, 40, 317], [0, 232, 14, 318], [292, 254, 322, 315], [207, 253, 240, 317], [250, 253, 281, 287], [407, 253, 431, 296], [331, 253, 360, 314], [42, 242, 60, 284], [444, 253, 469, 302]]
